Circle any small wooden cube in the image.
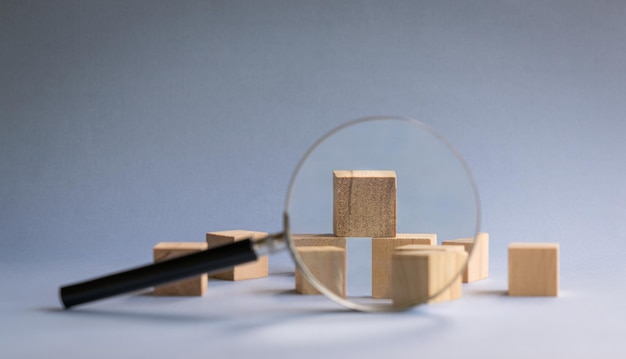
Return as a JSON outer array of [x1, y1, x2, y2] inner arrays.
[[153, 242, 209, 296], [292, 234, 346, 249], [394, 244, 466, 302], [206, 230, 268, 281], [509, 243, 559, 296], [392, 250, 465, 307], [295, 246, 346, 298], [333, 170, 396, 237], [442, 232, 489, 283], [372, 234, 438, 298]]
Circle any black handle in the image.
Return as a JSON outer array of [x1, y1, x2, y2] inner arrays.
[[60, 238, 258, 309]]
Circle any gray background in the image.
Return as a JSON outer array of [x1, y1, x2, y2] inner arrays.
[[2, 1, 625, 357]]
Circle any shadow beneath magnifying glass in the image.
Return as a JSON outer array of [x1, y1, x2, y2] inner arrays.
[[466, 289, 509, 297], [235, 291, 456, 340], [38, 306, 229, 323], [38, 286, 454, 339], [36, 292, 349, 326], [267, 271, 296, 277], [38, 302, 454, 344]]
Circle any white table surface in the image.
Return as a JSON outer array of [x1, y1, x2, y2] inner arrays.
[[3, 251, 624, 359]]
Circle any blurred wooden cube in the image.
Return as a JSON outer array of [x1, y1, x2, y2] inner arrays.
[[392, 251, 438, 308], [206, 230, 268, 281], [292, 234, 346, 249], [392, 250, 466, 307], [371, 234, 438, 298], [295, 246, 346, 298], [333, 170, 396, 237], [442, 232, 489, 283], [509, 243, 559, 296], [153, 242, 209, 296], [394, 244, 466, 303]]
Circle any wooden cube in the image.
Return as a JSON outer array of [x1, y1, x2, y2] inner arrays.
[[372, 234, 438, 298], [153, 242, 209, 296], [292, 234, 346, 249], [206, 230, 268, 281], [442, 232, 489, 283], [394, 244, 466, 302], [295, 246, 346, 298], [333, 170, 396, 237], [392, 250, 466, 307], [509, 243, 559, 296]]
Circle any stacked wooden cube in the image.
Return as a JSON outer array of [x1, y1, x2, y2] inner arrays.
[[149, 169, 559, 301], [294, 170, 494, 306], [291, 234, 347, 297], [293, 170, 399, 298]]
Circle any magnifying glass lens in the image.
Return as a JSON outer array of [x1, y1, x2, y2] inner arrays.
[[285, 117, 480, 311]]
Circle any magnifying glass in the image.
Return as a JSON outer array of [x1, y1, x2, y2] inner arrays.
[[60, 116, 480, 312]]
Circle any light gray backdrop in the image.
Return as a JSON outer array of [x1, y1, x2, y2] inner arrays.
[[2, 1, 625, 358]]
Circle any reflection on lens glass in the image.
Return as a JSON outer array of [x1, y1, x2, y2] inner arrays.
[[285, 117, 480, 311]]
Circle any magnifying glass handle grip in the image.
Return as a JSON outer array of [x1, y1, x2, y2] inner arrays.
[[60, 239, 258, 309]]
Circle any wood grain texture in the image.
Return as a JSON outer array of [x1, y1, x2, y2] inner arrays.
[[392, 251, 453, 307], [396, 233, 437, 245], [295, 246, 346, 298], [508, 242, 559, 296], [333, 170, 396, 237], [292, 234, 346, 249], [392, 250, 466, 306], [372, 234, 438, 299], [442, 232, 489, 283], [448, 251, 468, 301], [152, 242, 209, 296], [393, 244, 466, 302], [206, 230, 268, 281]]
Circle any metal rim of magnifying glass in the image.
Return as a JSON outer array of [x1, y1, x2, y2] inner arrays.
[[283, 115, 482, 312]]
